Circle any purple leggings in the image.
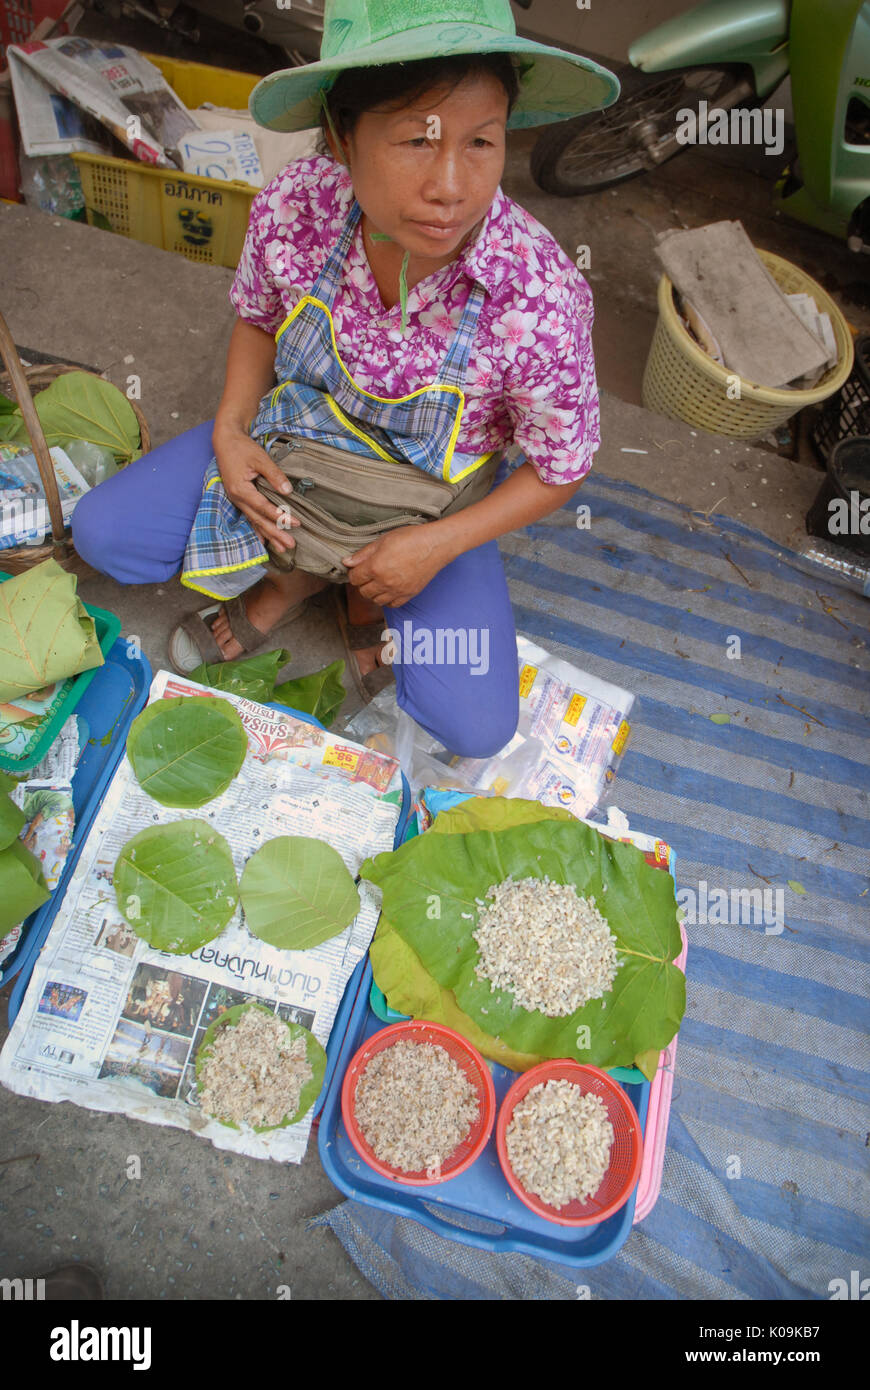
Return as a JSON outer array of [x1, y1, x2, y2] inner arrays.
[[72, 420, 519, 758]]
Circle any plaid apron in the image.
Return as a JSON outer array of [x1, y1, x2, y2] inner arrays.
[[182, 196, 497, 600]]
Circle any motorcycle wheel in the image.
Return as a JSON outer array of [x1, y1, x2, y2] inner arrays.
[[530, 65, 743, 197]]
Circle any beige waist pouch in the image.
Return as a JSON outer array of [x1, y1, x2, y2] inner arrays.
[[255, 434, 500, 583]]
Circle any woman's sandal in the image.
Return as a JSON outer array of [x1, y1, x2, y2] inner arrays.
[[168, 595, 308, 674], [333, 587, 395, 704]]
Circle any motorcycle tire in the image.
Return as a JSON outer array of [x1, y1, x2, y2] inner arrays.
[[530, 64, 747, 197]]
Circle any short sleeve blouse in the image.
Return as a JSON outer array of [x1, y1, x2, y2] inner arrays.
[[230, 154, 600, 484]]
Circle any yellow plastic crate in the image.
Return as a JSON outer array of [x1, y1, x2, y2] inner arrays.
[[72, 53, 261, 268]]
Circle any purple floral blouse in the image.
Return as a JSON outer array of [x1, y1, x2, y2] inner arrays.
[[230, 154, 600, 483]]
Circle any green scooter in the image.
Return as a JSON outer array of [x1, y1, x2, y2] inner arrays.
[[530, 0, 870, 253]]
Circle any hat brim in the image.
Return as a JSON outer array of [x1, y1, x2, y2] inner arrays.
[[249, 24, 621, 133]]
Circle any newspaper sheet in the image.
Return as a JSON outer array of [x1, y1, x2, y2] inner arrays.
[[7, 49, 113, 158], [176, 128, 264, 187], [0, 671, 403, 1164], [7, 38, 200, 168], [0, 443, 90, 548], [193, 105, 319, 184]]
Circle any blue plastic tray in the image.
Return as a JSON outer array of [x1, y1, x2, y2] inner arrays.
[[4, 635, 152, 996], [6, 667, 412, 1122], [318, 958, 650, 1267]]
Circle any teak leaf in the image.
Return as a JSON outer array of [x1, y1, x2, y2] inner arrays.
[[273, 659, 346, 727], [240, 836, 360, 951], [0, 559, 103, 702], [190, 648, 291, 704], [30, 372, 141, 462], [114, 819, 239, 954], [0, 837, 50, 934], [127, 696, 248, 808]]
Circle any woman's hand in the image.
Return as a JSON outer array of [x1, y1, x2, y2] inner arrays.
[[342, 525, 448, 608], [213, 423, 300, 554]]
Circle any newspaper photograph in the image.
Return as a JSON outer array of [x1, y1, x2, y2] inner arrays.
[[7, 38, 200, 168], [0, 671, 404, 1163]]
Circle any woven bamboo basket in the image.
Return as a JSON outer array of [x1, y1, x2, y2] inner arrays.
[[641, 249, 855, 439], [0, 308, 150, 577]]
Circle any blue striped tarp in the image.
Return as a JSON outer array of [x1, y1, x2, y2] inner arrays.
[[314, 476, 870, 1300]]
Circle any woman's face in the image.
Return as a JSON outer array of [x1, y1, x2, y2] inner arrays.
[[328, 72, 508, 265]]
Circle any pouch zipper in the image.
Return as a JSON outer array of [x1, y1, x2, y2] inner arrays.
[[266, 434, 458, 515], [258, 484, 426, 539]]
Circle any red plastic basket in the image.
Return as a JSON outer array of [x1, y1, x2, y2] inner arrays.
[[1, 1, 73, 202], [341, 1020, 496, 1187], [497, 1061, 643, 1227], [1, 0, 70, 67]]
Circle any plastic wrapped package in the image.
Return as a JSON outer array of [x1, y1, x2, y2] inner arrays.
[[341, 636, 635, 815], [19, 154, 84, 217]]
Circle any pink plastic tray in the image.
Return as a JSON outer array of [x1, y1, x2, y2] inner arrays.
[[632, 923, 687, 1223]]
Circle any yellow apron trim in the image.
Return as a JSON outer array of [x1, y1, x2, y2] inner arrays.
[[182, 553, 269, 581], [271, 295, 482, 477], [180, 578, 238, 600], [446, 448, 499, 483], [273, 294, 495, 482], [323, 395, 397, 462], [204, 474, 222, 491], [275, 296, 465, 409]]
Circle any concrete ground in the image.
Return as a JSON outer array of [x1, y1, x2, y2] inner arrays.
[[0, 31, 868, 1300]]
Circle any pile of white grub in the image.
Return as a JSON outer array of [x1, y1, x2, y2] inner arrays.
[[472, 875, 622, 1017], [354, 1039, 480, 1173], [197, 1007, 312, 1128], [506, 1079, 615, 1209]]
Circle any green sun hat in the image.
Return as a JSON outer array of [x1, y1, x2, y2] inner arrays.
[[249, 0, 621, 133]]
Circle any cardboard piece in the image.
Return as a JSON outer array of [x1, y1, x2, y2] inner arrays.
[[194, 105, 319, 185], [655, 220, 831, 389]]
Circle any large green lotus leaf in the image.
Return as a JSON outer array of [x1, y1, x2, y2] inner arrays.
[[0, 558, 103, 702], [273, 659, 346, 728], [370, 914, 542, 1072], [0, 838, 50, 933], [361, 819, 684, 1077], [127, 695, 248, 808], [240, 836, 360, 950], [31, 372, 141, 463], [114, 819, 239, 953], [371, 796, 574, 1072], [190, 648, 291, 704], [195, 1001, 327, 1131], [0, 791, 26, 852]]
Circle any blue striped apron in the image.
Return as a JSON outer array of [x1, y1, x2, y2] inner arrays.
[[181, 196, 498, 600]]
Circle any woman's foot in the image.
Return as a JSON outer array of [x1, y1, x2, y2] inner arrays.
[[345, 587, 389, 676], [210, 570, 328, 660]]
